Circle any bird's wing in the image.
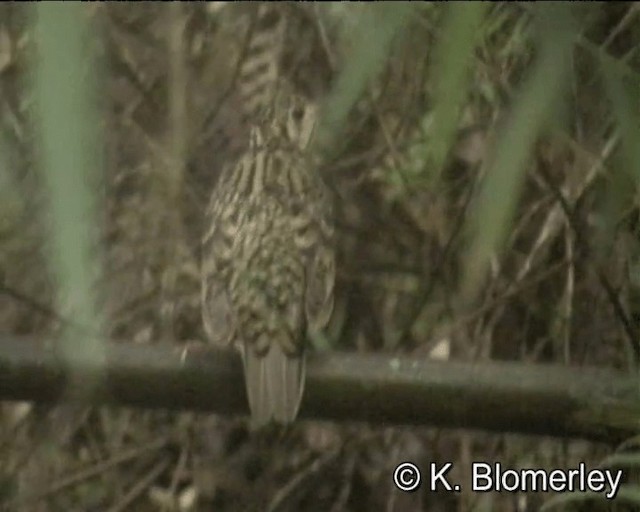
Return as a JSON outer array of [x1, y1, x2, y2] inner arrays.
[[304, 184, 335, 335], [201, 190, 238, 347]]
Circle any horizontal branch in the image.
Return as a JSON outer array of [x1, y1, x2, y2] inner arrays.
[[0, 335, 637, 442]]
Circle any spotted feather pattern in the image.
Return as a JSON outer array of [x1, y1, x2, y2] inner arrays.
[[202, 89, 334, 426]]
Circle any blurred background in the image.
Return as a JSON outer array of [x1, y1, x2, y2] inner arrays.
[[0, 2, 639, 510]]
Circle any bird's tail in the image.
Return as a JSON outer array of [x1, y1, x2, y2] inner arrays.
[[242, 343, 305, 427]]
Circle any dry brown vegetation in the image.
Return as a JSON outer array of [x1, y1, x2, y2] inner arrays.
[[1, 2, 640, 511]]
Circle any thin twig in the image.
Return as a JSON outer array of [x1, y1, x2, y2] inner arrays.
[[107, 457, 172, 512]]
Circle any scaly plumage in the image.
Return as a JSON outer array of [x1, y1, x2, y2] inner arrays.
[[201, 91, 334, 426]]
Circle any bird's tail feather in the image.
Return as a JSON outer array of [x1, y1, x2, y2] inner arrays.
[[243, 344, 305, 427]]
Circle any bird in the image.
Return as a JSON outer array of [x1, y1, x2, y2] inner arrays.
[[201, 89, 335, 427]]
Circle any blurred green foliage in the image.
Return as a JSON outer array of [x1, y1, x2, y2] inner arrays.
[[33, 4, 105, 382]]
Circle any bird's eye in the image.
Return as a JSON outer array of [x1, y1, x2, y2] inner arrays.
[[291, 106, 305, 122]]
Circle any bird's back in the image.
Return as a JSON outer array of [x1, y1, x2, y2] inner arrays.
[[202, 104, 333, 425], [201, 3, 334, 426]]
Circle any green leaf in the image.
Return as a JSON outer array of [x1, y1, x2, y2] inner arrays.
[[425, 1, 489, 181], [461, 3, 577, 300], [33, 4, 106, 383], [314, 3, 414, 158]]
